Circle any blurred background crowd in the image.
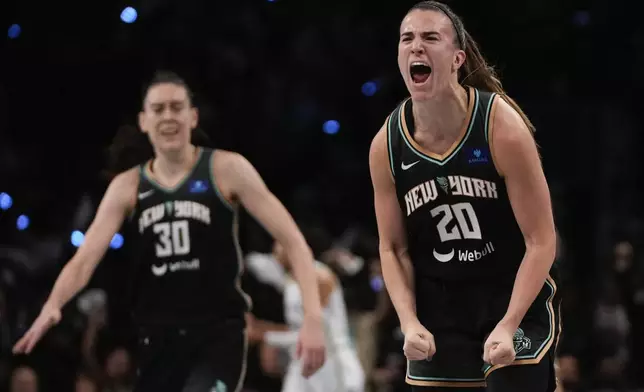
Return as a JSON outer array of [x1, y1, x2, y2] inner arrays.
[[2, 0, 644, 391]]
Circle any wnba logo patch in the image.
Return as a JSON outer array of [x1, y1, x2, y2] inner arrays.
[[467, 147, 489, 164], [189, 180, 208, 193]]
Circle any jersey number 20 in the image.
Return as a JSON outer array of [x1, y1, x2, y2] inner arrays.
[[153, 220, 190, 257], [430, 202, 482, 242]]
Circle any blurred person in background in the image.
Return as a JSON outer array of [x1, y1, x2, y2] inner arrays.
[[247, 240, 365, 392], [369, 1, 559, 391], [75, 373, 100, 392], [241, 235, 289, 392], [591, 281, 631, 390], [610, 239, 644, 387], [75, 288, 135, 391], [0, 286, 11, 384], [371, 303, 408, 392], [551, 232, 589, 392], [12, 70, 326, 391], [101, 347, 134, 392], [321, 228, 391, 392], [9, 365, 39, 392]]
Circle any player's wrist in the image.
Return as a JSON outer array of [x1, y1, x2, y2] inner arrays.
[[400, 315, 420, 335], [498, 314, 521, 332], [302, 298, 324, 322], [43, 299, 62, 313], [303, 310, 324, 324]]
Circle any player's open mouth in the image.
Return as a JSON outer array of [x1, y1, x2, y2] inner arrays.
[[159, 125, 179, 136], [410, 62, 432, 84]]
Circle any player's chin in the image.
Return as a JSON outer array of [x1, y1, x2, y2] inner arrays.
[[407, 81, 434, 100], [157, 138, 187, 153], [409, 89, 433, 101]]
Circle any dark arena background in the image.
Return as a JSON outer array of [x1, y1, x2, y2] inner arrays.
[[2, 0, 644, 391]]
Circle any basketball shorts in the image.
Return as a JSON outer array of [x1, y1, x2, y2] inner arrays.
[[406, 275, 561, 391], [134, 319, 247, 392]]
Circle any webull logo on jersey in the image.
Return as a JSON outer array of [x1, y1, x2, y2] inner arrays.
[[433, 242, 495, 263], [138, 200, 211, 233], [151, 258, 201, 277], [404, 175, 498, 216]]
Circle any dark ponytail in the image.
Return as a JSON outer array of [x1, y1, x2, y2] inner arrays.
[[103, 124, 153, 180], [408, 1, 536, 133], [459, 31, 536, 133], [102, 70, 211, 180]]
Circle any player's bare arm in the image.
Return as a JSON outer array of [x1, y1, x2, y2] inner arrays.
[[215, 150, 323, 319], [214, 150, 325, 376], [371, 126, 435, 361], [491, 97, 557, 331], [369, 126, 417, 332], [13, 168, 138, 354]]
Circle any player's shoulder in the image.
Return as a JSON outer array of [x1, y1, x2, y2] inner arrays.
[[210, 149, 261, 197], [110, 166, 140, 190], [104, 167, 139, 207], [370, 125, 388, 153], [211, 149, 251, 170], [490, 96, 534, 146], [487, 95, 539, 176], [370, 110, 396, 157], [370, 97, 409, 150]]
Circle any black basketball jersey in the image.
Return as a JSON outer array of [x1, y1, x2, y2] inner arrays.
[[128, 147, 250, 326], [387, 87, 526, 284]]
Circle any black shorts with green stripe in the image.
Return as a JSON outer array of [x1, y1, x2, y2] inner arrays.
[[407, 273, 561, 390]]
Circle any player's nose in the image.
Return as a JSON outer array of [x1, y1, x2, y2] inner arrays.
[[411, 39, 425, 54], [160, 108, 174, 120]]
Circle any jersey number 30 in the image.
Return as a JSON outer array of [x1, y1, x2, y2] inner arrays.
[[430, 202, 482, 242], [153, 220, 191, 257]]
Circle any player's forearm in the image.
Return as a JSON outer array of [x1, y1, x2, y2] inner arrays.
[[500, 241, 556, 331], [46, 257, 94, 310], [380, 249, 417, 332], [285, 242, 324, 320]]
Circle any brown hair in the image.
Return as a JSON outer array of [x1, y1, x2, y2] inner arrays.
[[407, 1, 536, 133], [103, 70, 211, 179]]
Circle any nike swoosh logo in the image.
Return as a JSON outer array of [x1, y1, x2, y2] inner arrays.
[[138, 189, 154, 200], [401, 160, 420, 170], [433, 248, 455, 263]]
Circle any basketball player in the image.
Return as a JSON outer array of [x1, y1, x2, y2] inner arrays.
[[369, 2, 560, 391], [247, 241, 364, 392], [12, 71, 326, 391]]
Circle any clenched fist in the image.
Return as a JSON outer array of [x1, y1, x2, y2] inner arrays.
[[402, 320, 436, 361], [483, 323, 516, 366]]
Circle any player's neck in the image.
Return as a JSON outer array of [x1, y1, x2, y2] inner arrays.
[[153, 144, 198, 178], [412, 84, 468, 139]]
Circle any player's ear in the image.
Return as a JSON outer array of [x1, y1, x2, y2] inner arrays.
[[452, 49, 466, 73], [190, 107, 199, 129], [138, 111, 148, 134]]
